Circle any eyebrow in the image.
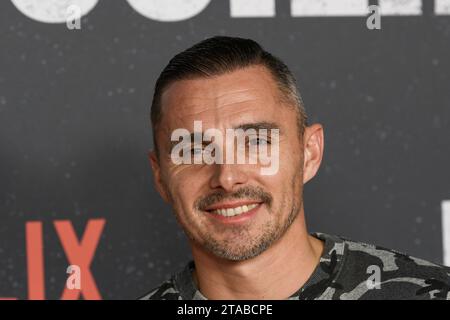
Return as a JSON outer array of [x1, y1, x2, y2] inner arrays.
[[166, 121, 282, 153], [233, 121, 281, 133]]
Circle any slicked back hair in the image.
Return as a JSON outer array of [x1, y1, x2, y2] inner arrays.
[[150, 36, 307, 156]]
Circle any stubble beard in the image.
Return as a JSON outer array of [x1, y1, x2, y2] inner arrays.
[[174, 180, 303, 261]]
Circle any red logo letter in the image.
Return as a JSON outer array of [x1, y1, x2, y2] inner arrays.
[[54, 219, 105, 300]]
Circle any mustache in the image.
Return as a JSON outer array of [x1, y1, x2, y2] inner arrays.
[[195, 186, 273, 211]]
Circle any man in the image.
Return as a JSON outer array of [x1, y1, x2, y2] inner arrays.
[[141, 36, 450, 300]]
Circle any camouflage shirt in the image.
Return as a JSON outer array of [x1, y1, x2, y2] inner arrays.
[[141, 233, 450, 300]]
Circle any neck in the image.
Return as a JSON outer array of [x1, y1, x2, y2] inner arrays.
[[190, 211, 324, 300]]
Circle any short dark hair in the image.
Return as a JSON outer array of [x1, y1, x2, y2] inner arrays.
[[150, 36, 307, 154]]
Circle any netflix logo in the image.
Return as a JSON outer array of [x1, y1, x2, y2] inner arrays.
[[0, 219, 105, 300]]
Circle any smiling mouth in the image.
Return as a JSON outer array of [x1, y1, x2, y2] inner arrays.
[[206, 203, 260, 217]]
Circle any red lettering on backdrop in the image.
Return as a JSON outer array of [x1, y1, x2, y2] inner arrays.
[[7, 219, 106, 300], [26, 221, 45, 300], [54, 219, 105, 300]]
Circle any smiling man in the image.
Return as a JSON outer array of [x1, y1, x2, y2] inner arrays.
[[141, 36, 450, 300]]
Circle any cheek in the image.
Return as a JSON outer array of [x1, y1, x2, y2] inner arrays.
[[281, 140, 304, 174], [264, 148, 303, 201], [166, 167, 206, 208]]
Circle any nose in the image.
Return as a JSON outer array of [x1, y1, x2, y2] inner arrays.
[[209, 163, 249, 192]]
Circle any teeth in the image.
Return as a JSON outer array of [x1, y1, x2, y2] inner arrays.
[[210, 203, 259, 217]]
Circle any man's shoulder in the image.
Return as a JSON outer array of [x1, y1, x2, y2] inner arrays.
[[139, 278, 182, 300], [333, 234, 450, 299], [340, 235, 450, 276], [139, 260, 200, 300]]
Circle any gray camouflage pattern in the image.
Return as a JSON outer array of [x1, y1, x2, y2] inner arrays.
[[140, 233, 450, 300]]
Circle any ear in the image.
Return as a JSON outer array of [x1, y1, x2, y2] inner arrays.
[[302, 124, 324, 184], [148, 150, 170, 203]]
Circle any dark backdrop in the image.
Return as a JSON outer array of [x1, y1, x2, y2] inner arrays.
[[0, 0, 449, 299]]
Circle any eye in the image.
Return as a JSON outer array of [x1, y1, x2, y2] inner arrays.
[[191, 146, 204, 155], [248, 138, 270, 146]]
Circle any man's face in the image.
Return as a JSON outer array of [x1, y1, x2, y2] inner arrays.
[[151, 66, 311, 261]]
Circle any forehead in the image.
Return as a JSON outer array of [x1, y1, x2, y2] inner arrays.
[[159, 66, 288, 126]]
